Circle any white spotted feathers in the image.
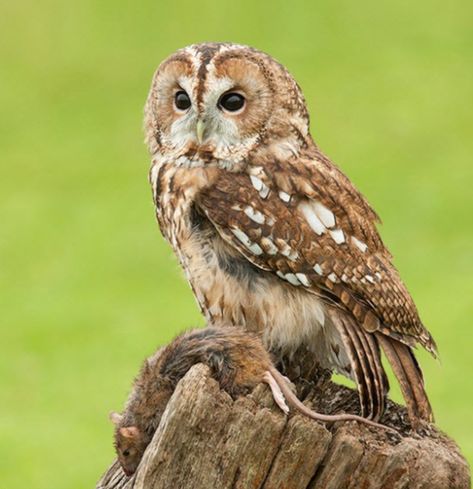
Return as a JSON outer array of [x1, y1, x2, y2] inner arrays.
[[147, 42, 437, 425], [214, 166, 379, 293]]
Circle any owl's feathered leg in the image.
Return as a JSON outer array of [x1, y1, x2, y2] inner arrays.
[[376, 333, 433, 426], [332, 314, 389, 421]]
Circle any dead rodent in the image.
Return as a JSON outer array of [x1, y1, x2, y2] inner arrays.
[[110, 327, 396, 476], [110, 327, 274, 475]]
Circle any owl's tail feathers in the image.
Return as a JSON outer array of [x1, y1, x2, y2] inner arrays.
[[376, 333, 433, 426], [335, 315, 389, 422]]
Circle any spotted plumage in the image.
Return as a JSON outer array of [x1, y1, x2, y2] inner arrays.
[[145, 42, 436, 424]]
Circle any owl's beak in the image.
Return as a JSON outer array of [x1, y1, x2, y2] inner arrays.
[[196, 119, 206, 145]]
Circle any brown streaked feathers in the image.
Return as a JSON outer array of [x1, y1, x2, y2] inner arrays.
[[145, 42, 436, 426]]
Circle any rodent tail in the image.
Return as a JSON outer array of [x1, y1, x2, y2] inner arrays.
[[265, 367, 398, 435]]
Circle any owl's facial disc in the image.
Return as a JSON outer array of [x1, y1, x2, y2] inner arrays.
[[164, 76, 260, 155], [148, 51, 276, 159], [162, 75, 250, 152], [146, 44, 310, 163]]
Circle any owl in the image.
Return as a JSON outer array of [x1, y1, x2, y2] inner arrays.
[[144, 42, 436, 425]]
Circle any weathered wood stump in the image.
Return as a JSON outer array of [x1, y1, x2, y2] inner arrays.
[[97, 364, 470, 489]]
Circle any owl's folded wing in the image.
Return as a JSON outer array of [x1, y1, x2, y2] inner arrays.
[[197, 155, 436, 356]]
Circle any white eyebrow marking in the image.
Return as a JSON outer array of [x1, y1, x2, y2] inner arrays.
[[329, 229, 345, 244], [352, 236, 368, 253], [299, 202, 325, 235], [313, 201, 335, 228], [244, 206, 265, 224], [278, 191, 291, 203]]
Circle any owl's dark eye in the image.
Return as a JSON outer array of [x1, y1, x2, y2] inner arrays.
[[174, 90, 191, 111], [219, 92, 245, 112]]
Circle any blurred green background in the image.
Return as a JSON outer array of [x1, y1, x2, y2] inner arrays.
[[0, 0, 471, 486]]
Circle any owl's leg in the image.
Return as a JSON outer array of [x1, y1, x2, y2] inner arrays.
[[376, 333, 433, 427]]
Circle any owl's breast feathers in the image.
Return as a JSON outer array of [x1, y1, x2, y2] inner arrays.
[[149, 158, 218, 244]]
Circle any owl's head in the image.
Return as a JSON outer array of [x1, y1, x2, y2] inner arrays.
[[145, 43, 310, 165]]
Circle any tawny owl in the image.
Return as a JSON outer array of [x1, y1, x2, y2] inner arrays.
[[144, 42, 436, 424]]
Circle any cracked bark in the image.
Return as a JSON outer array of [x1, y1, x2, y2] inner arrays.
[[97, 364, 470, 489]]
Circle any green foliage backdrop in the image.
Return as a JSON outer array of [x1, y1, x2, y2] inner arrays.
[[0, 1, 471, 486]]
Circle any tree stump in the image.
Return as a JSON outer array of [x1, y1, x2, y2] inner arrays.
[[97, 364, 470, 489]]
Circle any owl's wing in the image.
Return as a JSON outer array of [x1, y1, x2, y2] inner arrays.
[[199, 154, 434, 351], [198, 152, 434, 422]]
